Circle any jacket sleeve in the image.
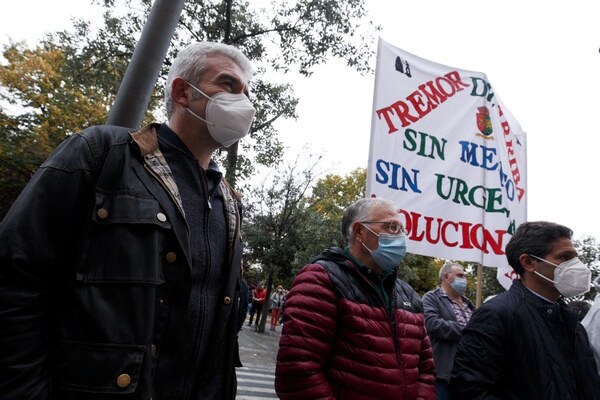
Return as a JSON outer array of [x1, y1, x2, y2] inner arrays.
[[0, 134, 98, 398], [275, 264, 338, 400], [422, 291, 465, 341], [450, 305, 507, 400]]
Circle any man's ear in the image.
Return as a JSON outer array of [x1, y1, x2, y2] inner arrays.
[[352, 221, 365, 243], [171, 77, 191, 108], [520, 254, 536, 273]]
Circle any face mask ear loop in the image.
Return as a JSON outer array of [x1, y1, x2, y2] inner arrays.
[[529, 254, 558, 284], [533, 270, 556, 285], [186, 107, 211, 125], [529, 254, 559, 268], [186, 80, 212, 101], [361, 223, 380, 238]]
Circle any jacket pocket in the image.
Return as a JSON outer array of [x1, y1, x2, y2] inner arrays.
[[53, 341, 145, 394], [77, 191, 171, 285]]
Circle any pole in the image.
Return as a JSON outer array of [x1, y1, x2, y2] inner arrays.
[[476, 263, 483, 307], [106, 0, 187, 128]]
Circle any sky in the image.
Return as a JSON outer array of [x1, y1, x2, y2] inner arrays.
[[2, 0, 600, 240]]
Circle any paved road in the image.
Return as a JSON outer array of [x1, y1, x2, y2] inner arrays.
[[236, 324, 280, 399]]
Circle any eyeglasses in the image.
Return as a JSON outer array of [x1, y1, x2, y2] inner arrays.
[[361, 221, 406, 235]]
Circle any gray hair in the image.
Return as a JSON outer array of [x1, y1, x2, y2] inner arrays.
[[164, 42, 254, 118], [341, 198, 397, 243], [439, 262, 462, 282]]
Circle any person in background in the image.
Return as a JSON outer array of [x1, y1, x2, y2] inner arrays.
[[275, 198, 435, 400], [279, 288, 288, 325], [238, 278, 250, 332], [270, 285, 286, 331], [451, 221, 600, 399], [422, 262, 475, 400], [246, 283, 255, 323], [0, 41, 255, 399], [582, 275, 600, 376], [248, 283, 266, 327]]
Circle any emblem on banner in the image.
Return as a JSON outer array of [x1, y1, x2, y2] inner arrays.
[[476, 106, 493, 138], [395, 56, 411, 77]]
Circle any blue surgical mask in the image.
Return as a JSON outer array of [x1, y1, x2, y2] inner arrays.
[[362, 225, 407, 272], [451, 277, 468, 295]]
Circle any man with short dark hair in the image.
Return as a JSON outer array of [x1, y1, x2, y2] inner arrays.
[[422, 262, 475, 400], [0, 41, 255, 399], [275, 198, 435, 400], [450, 221, 600, 399]]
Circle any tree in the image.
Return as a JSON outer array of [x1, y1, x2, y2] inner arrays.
[[399, 254, 442, 296], [574, 235, 600, 301], [0, 36, 124, 216], [0, 12, 167, 217], [242, 152, 323, 332], [477, 265, 505, 302], [92, 0, 380, 187], [291, 168, 367, 273], [1, 0, 378, 215]]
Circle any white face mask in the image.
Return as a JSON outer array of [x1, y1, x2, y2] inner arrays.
[[530, 255, 591, 298], [185, 81, 256, 147]]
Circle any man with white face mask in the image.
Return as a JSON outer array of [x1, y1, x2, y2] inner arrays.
[[451, 221, 600, 400], [275, 198, 435, 400], [0, 42, 254, 399], [422, 263, 475, 400]]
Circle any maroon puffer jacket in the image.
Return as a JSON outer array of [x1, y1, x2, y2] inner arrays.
[[275, 248, 436, 400]]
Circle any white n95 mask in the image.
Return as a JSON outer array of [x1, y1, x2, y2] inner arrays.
[[186, 81, 256, 147], [530, 255, 591, 298]]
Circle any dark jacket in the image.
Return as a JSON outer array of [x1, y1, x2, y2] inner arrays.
[[450, 279, 600, 400], [0, 124, 243, 399], [275, 247, 435, 400], [422, 288, 475, 380]]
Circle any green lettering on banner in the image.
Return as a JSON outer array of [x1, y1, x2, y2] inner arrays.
[[469, 77, 495, 102], [435, 174, 509, 216], [403, 129, 447, 160]]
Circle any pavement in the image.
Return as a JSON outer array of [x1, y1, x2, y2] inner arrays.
[[236, 322, 281, 399]]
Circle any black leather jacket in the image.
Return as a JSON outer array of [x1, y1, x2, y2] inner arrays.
[[0, 124, 243, 399]]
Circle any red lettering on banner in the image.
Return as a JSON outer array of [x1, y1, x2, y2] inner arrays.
[[498, 106, 525, 201], [398, 209, 508, 255], [406, 91, 433, 118], [376, 71, 471, 133], [504, 270, 520, 281], [444, 71, 471, 91]]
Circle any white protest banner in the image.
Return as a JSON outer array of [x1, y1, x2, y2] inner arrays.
[[367, 38, 527, 289]]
